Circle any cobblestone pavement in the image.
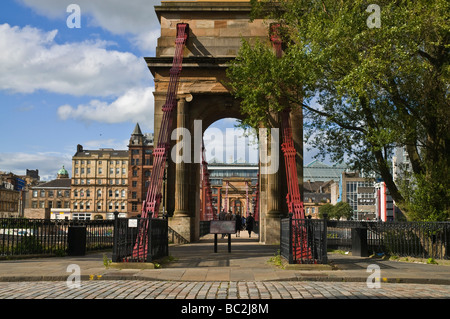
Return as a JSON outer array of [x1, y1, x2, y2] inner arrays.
[[0, 280, 449, 299]]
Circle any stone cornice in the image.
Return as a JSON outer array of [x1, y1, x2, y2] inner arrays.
[[145, 56, 234, 76]]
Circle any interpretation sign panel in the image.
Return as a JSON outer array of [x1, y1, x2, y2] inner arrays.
[[210, 221, 236, 234]]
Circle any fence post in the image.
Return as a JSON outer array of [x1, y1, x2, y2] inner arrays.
[[111, 211, 119, 262], [322, 214, 328, 264], [352, 224, 368, 257]]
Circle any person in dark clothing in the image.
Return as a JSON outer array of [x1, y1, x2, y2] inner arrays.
[[235, 213, 242, 237], [246, 213, 255, 238], [219, 209, 226, 238]]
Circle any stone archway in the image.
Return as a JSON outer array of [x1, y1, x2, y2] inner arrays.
[[146, 1, 303, 244]]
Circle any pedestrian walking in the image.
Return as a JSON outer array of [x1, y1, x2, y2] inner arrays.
[[219, 209, 226, 238], [246, 213, 255, 238], [225, 210, 233, 221], [235, 213, 242, 237]]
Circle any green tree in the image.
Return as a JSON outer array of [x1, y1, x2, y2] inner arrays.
[[318, 203, 334, 219], [333, 202, 354, 221], [227, 0, 449, 221]]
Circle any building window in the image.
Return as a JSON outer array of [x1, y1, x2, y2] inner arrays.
[[133, 170, 138, 177], [97, 202, 102, 210], [132, 203, 137, 212], [98, 168, 103, 174], [40, 190, 45, 197], [132, 181, 137, 188], [32, 201, 37, 208], [56, 201, 62, 209], [121, 190, 126, 198], [73, 213, 91, 221], [57, 190, 63, 197], [121, 202, 126, 210], [109, 190, 113, 197], [32, 190, 38, 198], [65, 190, 70, 197], [74, 202, 78, 210], [64, 201, 70, 208], [97, 189, 102, 197], [115, 190, 119, 197], [132, 192, 137, 199], [48, 190, 54, 197]]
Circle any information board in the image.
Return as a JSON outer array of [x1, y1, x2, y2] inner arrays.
[[210, 221, 236, 234]]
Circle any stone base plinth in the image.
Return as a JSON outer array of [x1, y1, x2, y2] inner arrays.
[[169, 216, 198, 242], [263, 216, 281, 245]]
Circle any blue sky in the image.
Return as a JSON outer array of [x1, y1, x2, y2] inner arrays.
[[0, 0, 320, 181]]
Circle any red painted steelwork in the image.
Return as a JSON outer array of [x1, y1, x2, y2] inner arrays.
[[132, 23, 189, 260], [201, 143, 217, 221], [270, 23, 311, 262]]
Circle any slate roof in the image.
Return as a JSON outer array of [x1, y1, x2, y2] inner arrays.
[[33, 178, 71, 189]]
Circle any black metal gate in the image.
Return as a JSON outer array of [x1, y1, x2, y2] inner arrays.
[[112, 216, 168, 263]]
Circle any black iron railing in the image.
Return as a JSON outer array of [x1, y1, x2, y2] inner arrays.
[[112, 216, 168, 262], [326, 220, 450, 260], [281, 216, 328, 264], [0, 218, 114, 258], [199, 221, 211, 238]]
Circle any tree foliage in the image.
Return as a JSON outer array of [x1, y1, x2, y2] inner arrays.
[[318, 202, 353, 220], [227, 0, 449, 221]]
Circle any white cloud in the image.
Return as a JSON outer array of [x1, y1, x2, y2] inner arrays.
[[57, 87, 155, 130], [0, 23, 149, 96], [18, 0, 162, 35], [0, 152, 72, 181]]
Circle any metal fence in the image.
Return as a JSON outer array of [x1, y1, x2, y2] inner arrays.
[[327, 220, 450, 260], [112, 217, 168, 263], [0, 218, 114, 258], [281, 217, 328, 264]]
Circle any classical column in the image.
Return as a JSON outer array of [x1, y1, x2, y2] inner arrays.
[[173, 98, 189, 217]]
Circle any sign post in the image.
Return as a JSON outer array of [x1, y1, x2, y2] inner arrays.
[[209, 221, 236, 253]]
